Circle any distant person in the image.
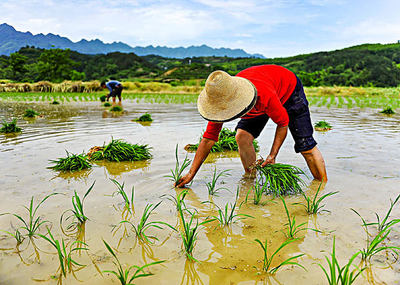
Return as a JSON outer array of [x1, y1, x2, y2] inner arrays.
[[176, 65, 327, 188], [101, 80, 123, 103]]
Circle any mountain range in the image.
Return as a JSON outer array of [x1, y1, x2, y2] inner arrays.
[[0, 23, 264, 58]]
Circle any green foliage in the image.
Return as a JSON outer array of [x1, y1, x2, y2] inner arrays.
[[49, 151, 92, 171], [110, 179, 135, 213], [110, 105, 123, 112], [254, 238, 305, 274], [314, 120, 332, 130], [281, 197, 311, 239], [295, 182, 338, 214], [103, 102, 111, 107], [134, 113, 153, 122], [36, 48, 78, 82], [100, 95, 107, 102], [245, 178, 268, 205], [165, 145, 191, 185], [90, 138, 152, 162], [23, 108, 40, 118], [102, 240, 165, 285], [380, 106, 395, 114], [256, 163, 306, 196], [51, 100, 60, 105], [205, 167, 230, 195], [0, 119, 21, 133]]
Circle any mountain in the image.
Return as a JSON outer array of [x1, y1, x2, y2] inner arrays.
[[0, 23, 264, 58]]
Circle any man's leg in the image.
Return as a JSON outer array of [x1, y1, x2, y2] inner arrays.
[[235, 129, 256, 173], [112, 96, 116, 103], [301, 146, 327, 181]]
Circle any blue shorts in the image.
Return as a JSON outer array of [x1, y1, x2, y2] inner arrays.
[[235, 76, 317, 153]]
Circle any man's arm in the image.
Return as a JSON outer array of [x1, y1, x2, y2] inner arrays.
[[176, 138, 215, 187], [262, 125, 288, 166]]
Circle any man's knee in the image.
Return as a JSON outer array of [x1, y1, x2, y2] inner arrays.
[[235, 129, 254, 147]]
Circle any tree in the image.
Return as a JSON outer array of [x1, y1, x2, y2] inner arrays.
[[37, 48, 77, 82], [8, 52, 28, 80]]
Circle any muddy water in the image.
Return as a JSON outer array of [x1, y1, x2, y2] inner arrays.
[[0, 100, 399, 284]]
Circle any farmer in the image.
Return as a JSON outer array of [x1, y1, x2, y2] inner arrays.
[[101, 80, 123, 103], [176, 65, 327, 188]]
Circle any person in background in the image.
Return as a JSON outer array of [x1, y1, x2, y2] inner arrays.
[[176, 65, 327, 188], [101, 80, 123, 103]]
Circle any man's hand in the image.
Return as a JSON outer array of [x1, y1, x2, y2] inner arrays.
[[261, 154, 276, 167], [175, 173, 193, 188]]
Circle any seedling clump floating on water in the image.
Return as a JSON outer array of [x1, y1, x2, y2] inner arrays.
[[0, 119, 22, 133], [314, 120, 332, 131], [88, 138, 152, 162], [134, 113, 153, 122], [49, 151, 92, 171], [100, 95, 107, 102], [23, 108, 40, 118], [51, 100, 60, 105], [103, 102, 111, 107], [185, 128, 259, 153], [380, 106, 395, 115], [110, 105, 123, 112], [256, 163, 306, 196]]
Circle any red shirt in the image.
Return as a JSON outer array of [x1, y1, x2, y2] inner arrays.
[[203, 65, 297, 141]]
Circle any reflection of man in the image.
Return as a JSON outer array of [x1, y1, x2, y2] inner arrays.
[[101, 80, 123, 103], [177, 65, 327, 188]]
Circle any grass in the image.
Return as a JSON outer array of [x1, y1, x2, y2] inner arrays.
[[205, 167, 230, 196], [186, 128, 259, 153], [254, 238, 305, 274], [294, 181, 338, 214], [281, 197, 311, 239], [89, 138, 152, 162], [49, 151, 92, 171], [314, 120, 332, 131], [110, 179, 135, 214], [110, 105, 123, 112], [165, 145, 191, 186], [23, 108, 40, 118], [134, 113, 153, 122], [121, 201, 176, 244], [317, 237, 365, 285], [0, 119, 22, 133], [103, 240, 165, 285], [103, 102, 112, 107], [380, 106, 395, 114], [256, 163, 306, 197]]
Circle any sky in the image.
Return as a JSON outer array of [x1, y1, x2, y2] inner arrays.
[[1, 0, 400, 58]]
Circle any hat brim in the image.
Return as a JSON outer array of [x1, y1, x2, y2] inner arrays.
[[197, 77, 257, 122]]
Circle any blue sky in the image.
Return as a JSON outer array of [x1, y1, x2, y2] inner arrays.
[[2, 0, 400, 57]]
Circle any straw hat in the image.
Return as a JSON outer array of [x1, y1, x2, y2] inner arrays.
[[197, 70, 257, 122]]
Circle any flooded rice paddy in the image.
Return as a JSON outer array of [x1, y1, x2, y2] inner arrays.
[[0, 97, 400, 284]]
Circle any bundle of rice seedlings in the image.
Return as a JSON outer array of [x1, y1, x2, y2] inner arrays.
[[103, 102, 111, 107], [256, 163, 306, 196], [88, 138, 152, 162], [380, 107, 395, 115], [0, 119, 22, 133], [134, 113, 153, 122], [314, 120, 332, 131], [110, 105, 123, 112], [51, 100, 60, 105], [23, 109, 40, 118], [49, 151, 92, 171], [185, 128, 259, 153], [100, 95, 107, 102]]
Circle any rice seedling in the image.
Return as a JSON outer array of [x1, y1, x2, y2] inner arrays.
[[281, 197, 309, 239], [49, 151, 92, 171], [51, 100, 60, 105], [256, 163, 306, 197], [121, 201, 176, 243], [23, 108, 40, 118], [245, 178, 268, 205], [380, 106, 395, 114], [39, 228, 88, 278], [110, 105, 123, 112], [205, 167, 230, 196], [294, 181, 338, 214], [100, 95, 107, 102], [134, 113, 153, 122], [369, 194, 400, 231], [314, 120, 332, 131], [254, 238, 305, 274], [165, 145, 191, 186], [103, 240, 165, 285], [1, 228, 25, 246], [89, 139, 152, 162], [7, 193, 58, 238], [0, 119, 22, 133], [317, 237, 365, 285], [103, 102, 111, 107], [110, 179, 135, 213]]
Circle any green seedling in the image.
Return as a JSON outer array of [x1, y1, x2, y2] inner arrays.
[[121, 201, 176, 244], [317, 237, 365, 285], [103, 240, 165, 285], [51, 100, 60, 105], [370, 194, 400, 231], [134, 113, 153, 122], [294, 181, 338, 214], [104, 102, 111, 107], [205, 167, 230, 196], [1, 228, 25, 245], [100, 95, 107, 102], [314, 120, 332, 131], [245, 178, 268, 205], [0, 119, 22, 133], [90, 138, 152, 162], [166, 145, 191, 186], [282, 197, 317, 239], [39, 228, 88, 278], [254, 238, 305, 274], [110, 179, 135, 213], [380, 107, 395, 114], [23, 108, 40, 118], [256, 163, 306, 197], [49, 151, 92, 171], [110, 105, 123, 112]]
